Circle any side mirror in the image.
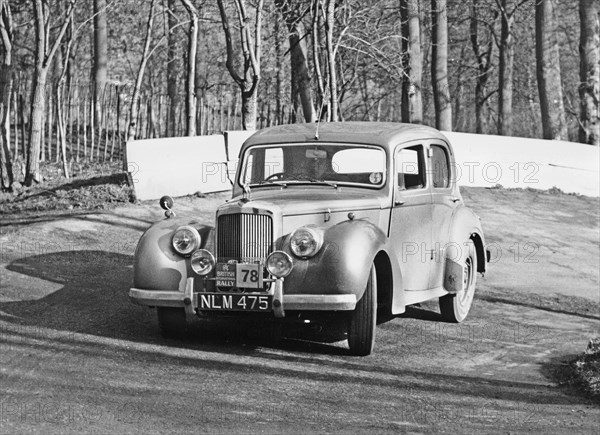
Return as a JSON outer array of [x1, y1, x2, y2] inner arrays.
[[159, 195, 174, 210]]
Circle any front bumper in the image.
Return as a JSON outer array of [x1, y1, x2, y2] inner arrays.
[[129, 277, 358, 318]]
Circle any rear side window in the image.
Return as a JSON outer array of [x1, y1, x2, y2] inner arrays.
[[431, 145, 450, 188], [396, 145, 425, 190]]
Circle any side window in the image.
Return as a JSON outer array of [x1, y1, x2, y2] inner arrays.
[[396, 145, 425, 190], [431, 145, 450, 188]]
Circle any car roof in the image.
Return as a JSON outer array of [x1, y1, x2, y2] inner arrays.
[[242, 122, 450, 151]]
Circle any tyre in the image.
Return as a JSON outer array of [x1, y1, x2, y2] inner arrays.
[[347, 265, 377, 356], [439, 239, 477, 323], [157, 307, 187, 338]]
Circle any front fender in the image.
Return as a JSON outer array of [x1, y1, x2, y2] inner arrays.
[[133, 217, 214, 292], [447, 206, 487, 274], [281, 219, 389, 302]]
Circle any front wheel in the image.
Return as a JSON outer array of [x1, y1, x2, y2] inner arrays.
[[347, 265, 377, 356], [439, 239, 477, 323], [157, 307, 187, 338]]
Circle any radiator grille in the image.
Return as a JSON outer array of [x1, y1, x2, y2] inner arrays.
[[217, 213, 273, 263]]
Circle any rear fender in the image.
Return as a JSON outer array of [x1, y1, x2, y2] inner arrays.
[[445, 207, 487, 279]]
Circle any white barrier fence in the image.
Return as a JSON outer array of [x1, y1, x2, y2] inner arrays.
[[445, 132, 599, 197], [125, 129, 599, 201]]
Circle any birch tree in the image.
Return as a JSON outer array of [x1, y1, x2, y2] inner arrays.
[[431, 0, 451, 130], [180, 0, 198, 136], [324, 0, 338, 121], [25, 0, 77, 186], [0, 0, 13, 190], [400, 0, 423, 124], [93, 0, 108, 130], [167, 0, 182, 136], [127, 0, 158, 142]]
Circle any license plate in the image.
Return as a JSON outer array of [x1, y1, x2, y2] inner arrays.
[[215, 263, 263, 289], [198, 293, 271, 311]]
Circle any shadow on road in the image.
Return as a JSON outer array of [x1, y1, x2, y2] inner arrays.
[[0, 250, 356, 356]]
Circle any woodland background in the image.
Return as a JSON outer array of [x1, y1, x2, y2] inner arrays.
[[0, 0, 598, 190]]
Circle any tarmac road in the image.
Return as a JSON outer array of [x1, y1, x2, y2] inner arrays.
[[0, 187, 598, 434]]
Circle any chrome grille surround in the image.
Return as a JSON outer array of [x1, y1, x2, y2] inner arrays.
[[216, 213, 273, 263]]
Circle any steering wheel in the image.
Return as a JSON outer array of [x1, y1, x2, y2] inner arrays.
[[264, 172, 286, 181]]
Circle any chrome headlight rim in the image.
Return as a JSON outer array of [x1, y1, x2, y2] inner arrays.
[[190, 249, 216, 276], [172, 225, 201, 256], [289, 226, 324, 259], [266, 250, 294, 278]]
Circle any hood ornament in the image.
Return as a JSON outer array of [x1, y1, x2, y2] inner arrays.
[[241, 181, 252, 203]]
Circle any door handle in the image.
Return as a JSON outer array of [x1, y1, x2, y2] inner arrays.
[[395, 200, 405, 206], [450, 197, 460, 203]]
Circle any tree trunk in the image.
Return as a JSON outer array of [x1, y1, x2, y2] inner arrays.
[[241, 87, 257, 131], [498, 0, 515, 136], [470, 0, 495, 134], [93, 0, 108, 132], [400, 0, 423, 124], [535, 0, 567, 140], [431, 0, 451, 131], [26, 69, 47, 185], [0, 0, 14, 191], [128, 0, 156, 142], [217, 0, 263, 131], [167, 0, 181, 137], [181, 0, 198, 136], [325, 0, 338, 121], [579, 0, 599, 145], [275, 0, 316, 123], [25, 0, 76, 186]]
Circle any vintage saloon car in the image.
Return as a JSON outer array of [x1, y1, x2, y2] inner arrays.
[[130, 122, 488, 355]]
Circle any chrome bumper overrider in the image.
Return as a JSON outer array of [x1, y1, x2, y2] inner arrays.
[[129, 277, 358, 317]]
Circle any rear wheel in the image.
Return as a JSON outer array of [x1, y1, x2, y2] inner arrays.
[[347, 265, 377, 356], [439, 240, 477, 323], [157, 307, 187, 338]]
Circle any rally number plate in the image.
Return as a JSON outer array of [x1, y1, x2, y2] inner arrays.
[[198, 293, 271, 312], [215, 263, 263, 289]]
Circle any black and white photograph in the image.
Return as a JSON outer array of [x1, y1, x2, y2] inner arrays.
[[0, 0, 598, 433]]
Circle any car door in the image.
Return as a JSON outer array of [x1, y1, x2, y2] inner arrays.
[[429, 141, 460, 289], [388, 142, 432, 291]]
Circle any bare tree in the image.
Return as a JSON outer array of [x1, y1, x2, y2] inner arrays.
[[275, 0, 316, 123], [55, 15, 75, 180], [180, 0, 198, 136], [25, 0, 77, 186], [167, 0, 182, 136], [217, 0, 264, 131], [400, 0, 423, 124], [127, 0, 158, 142], [431, 0, 452, 130], [535, 0, 567, 140], [0, 0, 13, 191], [578, 0, 599, 145], [495, 0, 527, 136], [324, 0, 338, 121], [311, 0, 325, 114], [469, 0, 496, 134], [93, 0, 108, 130]]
